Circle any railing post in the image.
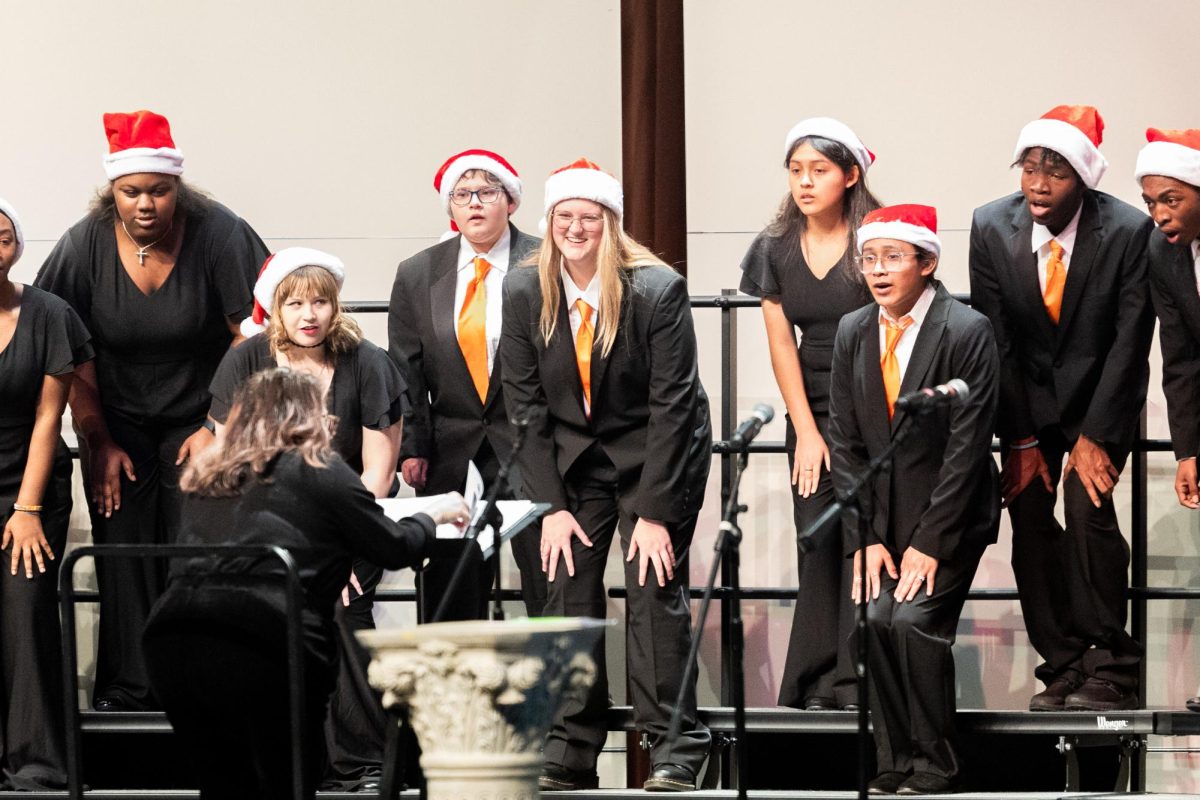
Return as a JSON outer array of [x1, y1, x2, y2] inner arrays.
[[719, 288, 738, 788], [1130, 411, 1149, 791]]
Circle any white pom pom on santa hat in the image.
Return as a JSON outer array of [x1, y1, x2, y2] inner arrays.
[[1013, 105, 1108, 189], [1134, 127, 1200, 189], [239, 247, 346, 338]]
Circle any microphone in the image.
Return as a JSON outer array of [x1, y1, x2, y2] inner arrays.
[[730, 404, 775, 449], [895, 379, 970, 413]]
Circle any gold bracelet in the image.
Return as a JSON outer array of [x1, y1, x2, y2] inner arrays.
[[13, 503, 43, 514]]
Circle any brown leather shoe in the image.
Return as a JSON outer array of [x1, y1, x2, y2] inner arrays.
[[1029, 675, 1081, 711], [644, 763, 696, 792], [1064, 677, 1138, 711]]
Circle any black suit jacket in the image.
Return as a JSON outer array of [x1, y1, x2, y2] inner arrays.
[[499, 263, 711, 524], [968, 191, 1154, 451], [829, 283, 1000, 560], [387, 224, 541, 493], [1148, 230, 1200, 460]]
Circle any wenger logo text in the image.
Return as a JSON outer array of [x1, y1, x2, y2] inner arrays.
[[1096, 716, 1129, 731]]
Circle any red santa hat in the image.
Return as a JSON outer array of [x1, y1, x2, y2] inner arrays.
[[0, 196, 25, 263], [543, 158, 623, 219], [1013, 105, 1108, 189], [856, 204, 941, 257], [102, 110, 185, 181], [433, 149, 522, 241], [783, 117, 875, 174], [1134, 128, 1200, 189], [240, 247, 346, 338]]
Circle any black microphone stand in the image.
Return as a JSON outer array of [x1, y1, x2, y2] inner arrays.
[[431, 416, 530, 623], [668, 443, 751, 800], [797, 411, 920, 800]]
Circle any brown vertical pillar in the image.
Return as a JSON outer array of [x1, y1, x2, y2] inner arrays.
[[621, 0, 689, 789], [621, 0, 688, 275]]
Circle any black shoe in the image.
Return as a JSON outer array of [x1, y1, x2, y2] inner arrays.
[[1064, 677, 1138, 711], [897, 771, 957, 795], [538, 764, 598, 791], [868, 771, 909, 794], [644, 763, 696, 792], [803, 696, 838, 711], [1029, 675, 1081, 711], [93, 696, 128, 712], [1187, 696, 1200, 713]]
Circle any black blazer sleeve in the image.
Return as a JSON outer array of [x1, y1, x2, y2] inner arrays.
[[829, 312, 881, 553], [634, 274, 705, 522], [968, 210, 1035, 442], [1080, 216, 1155, 446], [388, 262, 432, 461], [499, 272, 570, 512], [1149, 247, 1200, 460], [910, 313, 999, 560]]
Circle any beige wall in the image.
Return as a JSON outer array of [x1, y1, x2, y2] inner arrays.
[[4, 0, 1199, 790], [684, 0, 1200, 790]]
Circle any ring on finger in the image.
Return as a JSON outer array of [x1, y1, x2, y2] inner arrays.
[[915, 575, 925, 583]]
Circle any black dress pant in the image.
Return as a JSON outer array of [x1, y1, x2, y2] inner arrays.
[[83, 414, 193, 708], [322, 561, 386, 790], [145, 627, 333, 800], [779, 413, 856, 709], [1008, 433, 1142, 689], [865, 542, 984, 780], [0, 452, 71, 791], [543, 446, 709, 776]]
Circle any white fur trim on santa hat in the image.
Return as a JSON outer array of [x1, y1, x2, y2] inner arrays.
[[1135, 141, 1200, 189], [104, 146, 185, 181], [438, 154, 522, 215], [856, 221, 942, 257], [543, 168, 623, 219], [240, 247, 347, 337], [1014, 118, 1108, 189], [784, 117, 874, 174], [0, 196, 25, 263]]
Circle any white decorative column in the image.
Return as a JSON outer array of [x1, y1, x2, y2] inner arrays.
[[359, 618, 607, 800]]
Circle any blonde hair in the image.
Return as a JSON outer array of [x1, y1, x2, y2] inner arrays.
[[266, 266, 362, 356], [182, 368, 334, 497], [532, 206, 667, 357]]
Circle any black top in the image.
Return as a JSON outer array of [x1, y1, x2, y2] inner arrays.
[[145, 451, 436, 668], [208, 335, 409, 474], [0, 286, 94, 509], [739, 231, 871, 416], [35, 202, 267, 427]]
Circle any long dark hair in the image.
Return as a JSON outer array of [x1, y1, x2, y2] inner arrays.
[[180, 368, 334, 498], [88, 177, 213, 223], [765, 135, 881, 283]]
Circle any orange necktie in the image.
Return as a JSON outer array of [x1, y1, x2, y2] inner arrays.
[[881, 315, 913, 419], [1043, 240, 1066, 324], [574, 299, 594, 415], [458, 257, 491, 402]]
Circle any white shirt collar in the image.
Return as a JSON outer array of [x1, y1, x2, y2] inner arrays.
[[457, 226, 511, 273], [879, 283, 937, 328], [560, 264, 601, 313], [1031, 202, 1083, 255], [1191, 238, 1200, 265]]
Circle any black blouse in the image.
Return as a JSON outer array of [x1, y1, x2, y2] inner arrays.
[[208, 335, 409, 475], [35, 202, 267, 427], [739, 230, 872, 416], [0, 286, 94, 509], [146, 451, 435, 669]]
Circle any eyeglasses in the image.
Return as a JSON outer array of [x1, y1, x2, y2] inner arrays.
[[449, 187, 506, 206], [552, 212, 604, 231], [856, 251, 921, 272]]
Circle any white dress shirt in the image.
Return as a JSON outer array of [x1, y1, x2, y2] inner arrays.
[[452, 227, 511, 376], [1191, 239, 1200, 296], [878, 283, 937, 383], [560, 265, 601, 415], [1031, 203, 1083, 294]]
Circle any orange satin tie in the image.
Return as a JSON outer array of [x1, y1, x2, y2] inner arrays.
[[458, 257, 491, 402], [881, 315, 914, 419], [1043, 240, 1066, 324], [574, 299, 594, 415]]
